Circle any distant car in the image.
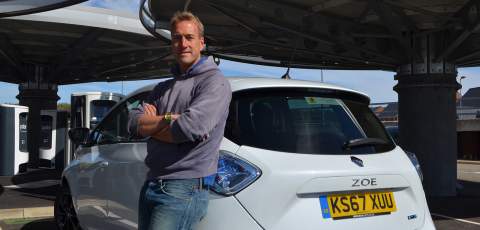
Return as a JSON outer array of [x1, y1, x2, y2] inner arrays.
[[55, 77, 434, 230]]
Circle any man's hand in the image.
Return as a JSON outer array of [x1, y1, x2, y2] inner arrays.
[[151, 114, 180, 143], [137, 103, 162, 137], [143, 103, 157, 116], [137, 102, 181, 142]]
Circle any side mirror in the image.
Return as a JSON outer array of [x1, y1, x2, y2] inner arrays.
[[90, 117, 98, 129], [68, 128, 90, 145]]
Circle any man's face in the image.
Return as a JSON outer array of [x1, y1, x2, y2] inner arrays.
[[171, 20, 205, 71]]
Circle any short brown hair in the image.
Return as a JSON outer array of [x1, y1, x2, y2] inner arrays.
[[170, 11, 204, 36]]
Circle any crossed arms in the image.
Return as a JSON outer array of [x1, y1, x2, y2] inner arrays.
[[128, 75, 232, 144], [137, 103, 180, 143]]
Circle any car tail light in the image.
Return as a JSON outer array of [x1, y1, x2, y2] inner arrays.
[[209, 150, 262, 196], [406, 151, 423, 182]]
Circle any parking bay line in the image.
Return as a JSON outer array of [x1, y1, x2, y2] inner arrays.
[[459, 171, 480, 174], [3, 180, 59, 189], [431, 213, 480, 226]]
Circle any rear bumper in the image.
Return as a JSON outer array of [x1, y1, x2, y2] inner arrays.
[[420, 208, 436, 230]]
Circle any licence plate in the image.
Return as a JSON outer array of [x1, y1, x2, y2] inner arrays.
[[319, 191, 396, 220]]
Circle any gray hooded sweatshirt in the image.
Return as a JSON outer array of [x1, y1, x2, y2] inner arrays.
[[128, 57, 232, 179]]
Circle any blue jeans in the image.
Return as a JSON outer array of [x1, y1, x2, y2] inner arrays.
[[138, 178, 209, 230]]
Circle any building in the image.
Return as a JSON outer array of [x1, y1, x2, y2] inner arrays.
[[372, 87, 480, 160]]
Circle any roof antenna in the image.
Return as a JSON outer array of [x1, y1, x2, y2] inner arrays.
[[281, 67, 291, 79], [282, 38, 299, 80]]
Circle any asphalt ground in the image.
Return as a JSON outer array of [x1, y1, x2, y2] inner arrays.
[[0, 169, 60, 209], [428, 163, 480, 230], [0, 163, 479, 229]]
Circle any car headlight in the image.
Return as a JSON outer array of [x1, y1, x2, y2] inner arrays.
[[209, 150, 262, 196], [406, 151, 423, 182]]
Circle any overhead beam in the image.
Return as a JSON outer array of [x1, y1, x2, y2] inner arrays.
[[51, 28, 105, 80], [454, 49, 480, 63], [196, 21, 398, 68], [101, 45, 170, 53], [100, 63, 171, 82], [86, 48, 171, 68], [207, 42, 253, 53], [356, 3, 373, 23], [436, 28, 480, 62], [95, 52, 172, 77], [206, 3, 267, 37], [369, 0, 411, 59], [262, 20, 398, 63], [0, 68, 22, 83], [205, 0, 399, 63], [384, 0, 445, 17], [351, 32, 393, 38], [311, 0, 352, 12], [0, 34, 26, 80], [213, 52, 393, 71], [435, 2, 480, 62], [212, 35, 396, 69]]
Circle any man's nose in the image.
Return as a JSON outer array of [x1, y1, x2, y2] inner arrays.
[[179, 37, 188, 47]]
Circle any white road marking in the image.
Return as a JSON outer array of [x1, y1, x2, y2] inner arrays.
[[432, 213, 480, 226], [3, 180, 59, 189], [108, 210, 138, 228], [92, 206, 137, 228], [92, 205, 108, 216], [459, 171, 480, 174]]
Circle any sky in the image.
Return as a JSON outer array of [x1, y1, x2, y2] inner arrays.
[[1, 0, 479, 104]]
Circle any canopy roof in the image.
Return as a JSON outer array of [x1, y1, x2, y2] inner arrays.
[[0, 0, 86, 18], [141, 0, 480, 71], [0, 5, 173, 85]]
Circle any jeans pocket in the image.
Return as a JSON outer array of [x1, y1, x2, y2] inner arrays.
[[158, 180, 195, 201]]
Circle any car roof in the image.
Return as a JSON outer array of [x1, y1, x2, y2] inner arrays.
[[127, 77, 370, 101]]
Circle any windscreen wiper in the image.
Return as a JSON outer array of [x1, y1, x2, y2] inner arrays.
[[343, 138, 388, 150]]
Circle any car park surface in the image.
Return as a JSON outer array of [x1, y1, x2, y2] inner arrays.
[[1, 163, 479, 230]]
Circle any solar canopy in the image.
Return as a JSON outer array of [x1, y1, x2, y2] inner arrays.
[[0, 5, 173, 85], [140, 0, 480, 71]]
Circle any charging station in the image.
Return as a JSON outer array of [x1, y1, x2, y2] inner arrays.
[[55, 111, 69, 171], [0, 104, 29, 176], [66, 92, 124, 165], [71, 92, 124, 129], [38, 109, 57, 168]]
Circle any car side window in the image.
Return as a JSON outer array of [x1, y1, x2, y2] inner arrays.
[[94, 92, 150, 145]]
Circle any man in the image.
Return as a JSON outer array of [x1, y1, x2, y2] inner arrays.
[[128, 11, 232, 230]]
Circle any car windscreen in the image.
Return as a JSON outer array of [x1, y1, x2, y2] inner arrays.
[[225, 88, 395, 155]]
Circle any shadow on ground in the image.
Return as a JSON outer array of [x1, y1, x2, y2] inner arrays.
[[10, 169, 61, 202], [19, 218, 56, 230], [0, 169, 61, 209], [428, 180, 480, 219], [11, 168, 61, 185]]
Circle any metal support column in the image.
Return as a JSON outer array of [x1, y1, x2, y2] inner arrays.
[[16, 65, 59, 168], [394, 35, 460, 197]]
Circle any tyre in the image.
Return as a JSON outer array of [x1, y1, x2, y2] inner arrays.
[[54, 182, 81, 230]]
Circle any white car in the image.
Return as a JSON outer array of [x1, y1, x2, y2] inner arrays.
[[56, 77, 435, 230]]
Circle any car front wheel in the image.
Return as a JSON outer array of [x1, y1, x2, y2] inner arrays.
[[54, 182, 81, 230]]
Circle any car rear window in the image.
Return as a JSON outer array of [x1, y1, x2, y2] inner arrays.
[[224, 88, 395, 155]]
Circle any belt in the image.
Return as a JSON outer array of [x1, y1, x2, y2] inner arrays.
[[152, 175, 214, 190], [199, 175, 216, 190]]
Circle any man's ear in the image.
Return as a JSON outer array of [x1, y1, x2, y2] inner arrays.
[[200, 36, 205, 50]]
